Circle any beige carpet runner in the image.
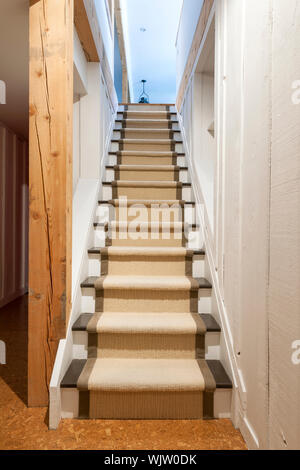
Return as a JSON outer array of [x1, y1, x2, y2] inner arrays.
[[77, 105, 216, 419]]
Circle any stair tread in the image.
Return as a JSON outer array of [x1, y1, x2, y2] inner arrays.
[[78, 358, 206, 392], [200, 314, 221, 332], [99, 199, 195, 206], [86, 312, 207, 334], [111, 139, 183, 143], [94, 221, 198, 228], [72, 312, 218, 333], [207, 360, 232, 389], [118, 110, 177, 115], [116, 119, 179, 124], [109, 151, 184, 156], [114, 128, 181, 132], [61, 359, 230, 390], [88, 246, 205, 256], [103, 181, 191, 186], [61, 360, 86, 388], [72, 313, 93, 331], [81, 276, 212, 290], [106, 165, 188, 170]]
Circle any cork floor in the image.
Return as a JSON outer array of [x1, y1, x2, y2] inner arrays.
[[0, 296, 247, 450]]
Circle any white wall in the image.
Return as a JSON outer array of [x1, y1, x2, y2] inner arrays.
[[268, 0, 300, 450], [0, 122, 28, 308], [176, 0, 204, 89], [95, 0, 114, 76], [178, 0, 300, 450]]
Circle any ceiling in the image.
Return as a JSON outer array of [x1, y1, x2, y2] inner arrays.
[[0, 0, 29, 138], [122, 0, 183, 104]]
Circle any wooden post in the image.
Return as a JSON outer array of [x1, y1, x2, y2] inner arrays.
[[115, 0, 129, 103], [28, 0, 73, 406]]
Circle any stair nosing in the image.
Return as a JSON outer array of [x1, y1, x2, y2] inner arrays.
[[98, 199, 195, 206], [72, 312, 218, 333], [88, 247, 205, 256], [81, 276, 212, 290], [102, 181, 192, 186], [61, 358, 230, 389], [105, 165, 188, 171], [206, 360, 233, 389]]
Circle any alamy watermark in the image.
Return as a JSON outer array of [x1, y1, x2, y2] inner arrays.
[[291, 80, 300, 104], [291, 340, 300, 365]]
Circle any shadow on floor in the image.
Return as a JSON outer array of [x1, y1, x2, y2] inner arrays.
[[0, 295, 28, 405]]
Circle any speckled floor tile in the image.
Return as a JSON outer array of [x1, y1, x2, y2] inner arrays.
[[0, 296, 247, 450]]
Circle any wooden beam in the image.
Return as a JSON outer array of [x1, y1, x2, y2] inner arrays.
[[115, 0, 129, 103], [75, 0, 118, 110], [74, 0, 99, 62], [28, 0, 73, 406], [176, 0, 214, 111]]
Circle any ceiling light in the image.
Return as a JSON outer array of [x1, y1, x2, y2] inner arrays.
[[140, 28, 146, 32]]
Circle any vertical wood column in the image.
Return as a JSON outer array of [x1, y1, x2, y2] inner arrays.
[[28, 0, 73, 406]]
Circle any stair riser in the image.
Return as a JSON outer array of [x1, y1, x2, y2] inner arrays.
[[88, 253, 205, 277], [119, 105, 176, 112], [102, 185, 192, 200], [109, 155, 186, 166], [113, 130, 181, 140], [105, 168, 188, 183], [81, 288, 211, 315], [115, 121, 180, 130], [117, 112, 177, 120], [93, 227, 202, 249], [96, 203, 196, 224], [96, 290, 197, 314], [93, 227, 201, 249], [72, 330, 220, 361], [89, 390, 205, 419], [61, 388, 231, 420], [111, 142, 184, 153]]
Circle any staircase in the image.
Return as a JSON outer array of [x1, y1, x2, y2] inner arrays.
[[61, 104, 232, 420]]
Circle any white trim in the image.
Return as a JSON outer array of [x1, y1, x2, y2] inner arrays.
[[177, 2, 216, 114]]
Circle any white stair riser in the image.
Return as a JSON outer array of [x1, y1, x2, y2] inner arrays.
[[109, 155, 186, 167], [116, 113, 178, 121], [87, 253, 205, 278], [72, 329, 220, 362], [96, 203, 196, 224], [102, 184, 192, 201], [93, 227, 202, 248], [110, 142, 184, 153], [112, 131, 182, 141], [114, 122, 180, 131], [81, 287, 211, 315], [61, 387, 231, 420], [105, 168, 189, 183]]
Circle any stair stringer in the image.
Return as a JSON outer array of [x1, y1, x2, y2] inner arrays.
[[49, 107, 117, 430], [177, 108, 246, 428]]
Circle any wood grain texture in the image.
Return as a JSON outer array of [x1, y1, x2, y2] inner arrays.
[[28, 0, 73, 406], [74, 0, 99, 62], [176, 0, 214, 111], [115, 0, 128, 103]]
